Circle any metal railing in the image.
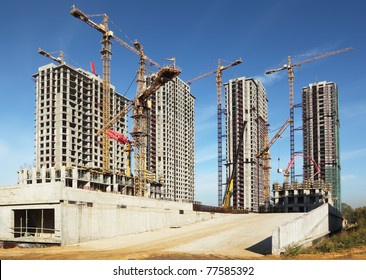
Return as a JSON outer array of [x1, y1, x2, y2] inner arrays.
[[11, 227, 61, 239]]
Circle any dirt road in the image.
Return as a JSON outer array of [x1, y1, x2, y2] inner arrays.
[[0, 213, 306, 260]]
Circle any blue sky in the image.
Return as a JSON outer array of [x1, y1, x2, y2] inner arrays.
[[0, 0, 365, 208]]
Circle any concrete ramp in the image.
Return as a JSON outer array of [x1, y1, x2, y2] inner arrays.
[[272, 203, 343, 254]]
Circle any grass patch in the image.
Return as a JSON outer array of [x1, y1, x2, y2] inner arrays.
[[300, 204, 366, 255], [282, 244, 303, 257]]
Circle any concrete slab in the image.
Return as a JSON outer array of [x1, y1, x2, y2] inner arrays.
[[75, 212, 304, 259]]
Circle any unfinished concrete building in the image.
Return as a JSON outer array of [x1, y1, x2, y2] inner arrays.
[[33, 63, 129, 174], [302, 81, 341, 211], [147, 76, 195, 202], [0, 64, 203, 246], [272, 180, 333, 212], [224, 78, 268, 211]]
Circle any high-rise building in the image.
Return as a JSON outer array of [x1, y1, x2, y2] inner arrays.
[[147, 76, 195, 202], [33, 63, 129, 173], [302, 81, 341, 210], [224, 78, 268, 211]]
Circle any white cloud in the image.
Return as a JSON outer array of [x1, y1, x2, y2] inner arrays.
[[0, 139, 10, 157], [195, 171, 218, 206], [195, 143, 217, 164], [342, 147, 366, 161], [341, 174, 358, 181], [254, 71, 284, 87], [340, 102, 366, 119], [341, 176, 366, 208]]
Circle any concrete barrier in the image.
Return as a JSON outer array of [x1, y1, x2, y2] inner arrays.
[[0, 183, 222, 246], [272, 203, 343, 254]]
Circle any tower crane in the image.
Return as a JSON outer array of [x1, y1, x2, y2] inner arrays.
[[98, 65, 181, 195], [256, 117, 292, 207], [256, 117, 292, 159], [163, 57, 176, 69], [70, 5, 165, 174], [265, 47, 353, 184], [187, 58, 242, 206], [38, 48, 65, 65]]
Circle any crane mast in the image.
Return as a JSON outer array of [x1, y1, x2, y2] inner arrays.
[[265, 47, 352, 184], [256, 117, 291, 208], [216, 59, 224, 208], [131, 41, 148, 197], [71, 5, 166, 176], [187, 58, 242, 206], [101, 14, 112, 173], [287, 56, 295, 184], [71, 5, 114, 173]]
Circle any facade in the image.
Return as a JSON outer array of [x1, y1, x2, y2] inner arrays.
[[224, 78, 268, 211], [33, 63, 129, 174], [302, 81, 341, 210], [147, 76, 195, 202], [272, 180, 333, 213]]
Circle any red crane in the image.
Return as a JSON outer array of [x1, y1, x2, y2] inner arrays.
[[283, 154, 320, 183]]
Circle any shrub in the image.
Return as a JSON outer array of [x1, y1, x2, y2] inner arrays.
[[282, 244, 303, 257]]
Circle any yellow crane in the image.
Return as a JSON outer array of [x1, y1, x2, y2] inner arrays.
[[265, 47, 353, 184], [70, 5, 164, 174], [38, 48, 65, 65], [256, 117, 292, 159], [256, 117, 292, 208], [71, 5, 180, 196], [187, 58, 242, 206], [100, 65, 180, 196]]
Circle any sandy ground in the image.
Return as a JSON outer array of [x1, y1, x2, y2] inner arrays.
[[1, 212, 365, 260]]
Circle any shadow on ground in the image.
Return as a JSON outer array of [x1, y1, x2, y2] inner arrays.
[[245, 236, 272, 255]]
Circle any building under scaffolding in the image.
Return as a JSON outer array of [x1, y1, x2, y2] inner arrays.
[[302, 81, 341, 211]]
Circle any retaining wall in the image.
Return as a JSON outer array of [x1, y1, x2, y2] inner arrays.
[[0, 183, 219, 246], [272, 203, 343, 254]]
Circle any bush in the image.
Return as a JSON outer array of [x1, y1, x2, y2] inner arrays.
[[282, 244, 303, 257], [301, 204, 366, 254]]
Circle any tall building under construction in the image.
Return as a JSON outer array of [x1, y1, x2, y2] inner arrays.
[[302, 81, 341, 210], [224, 78, 268, 211], [147, 76, 195, 202], [33, 62, 129, 174], [0, 62, 199, 246]]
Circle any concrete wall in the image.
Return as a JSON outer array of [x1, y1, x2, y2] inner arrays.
[[272, 203, 343, 254], [60, 187, 216, 245], [0, 184, 63, 243], [0, 183, 218, 246]]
